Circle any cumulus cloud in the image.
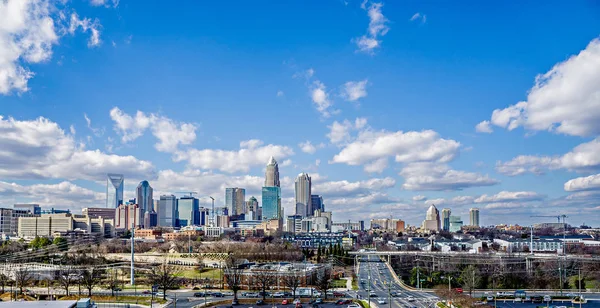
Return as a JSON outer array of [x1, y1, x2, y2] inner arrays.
[[0, 115, 155, 181], [68, 12, 102, 47], [313, 177, 396, 197], [400, 162, 499, 191], [496, 138, 600, 176], [409, 12, 426, 23], [174, 140, 294, 173], [310, 80, 334, 117], [412, 195, 427, 201], [0, 180, 104, 208], [341, 80, 368, 102], [474, 191, 545, 203], [564, 173, 600, 192], [475, 120, 493, 133], [327, 118, 367, 145], [354, 2, 389, 54], [90, 0, 119, 8], [364, 158, 388, 173], [479, 38, 600, 137], [299, 141, 317, 154]]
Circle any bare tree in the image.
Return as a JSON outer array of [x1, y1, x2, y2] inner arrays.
[[315, 267, 332, 299], [81, 267, 102, 297], [105, 269, 120, 297], [13, 267, 33, 296], [58, 267, 78, 296], [282, 269, 302, 299], [460, 265, 480, 297], [147, 260, 180, 300], [0, 273, 8, 293], [224, 266, 243, 300], [252, 270, 276, 300]]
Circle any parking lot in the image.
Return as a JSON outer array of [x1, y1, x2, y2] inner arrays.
[[212, 303, 358, 308]]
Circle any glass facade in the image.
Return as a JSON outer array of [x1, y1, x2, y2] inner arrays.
[[158, 195, 178, 227], [225, 187, 245, 216], [106, 173, 124, 208], [262, 186, 281, 221], [136, 180, 153, 215], [177, 196, 200, 227]]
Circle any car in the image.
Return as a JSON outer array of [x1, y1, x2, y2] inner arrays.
[[369, 293, 377, 298], [391, 292, 401, 297], [332, 292, 345, 297], [347, 305, 361, 308], [377, 299, 386, 304], [406, 296, 415, 302], [194, 292, 208, 297], [113, 287, 122, 292], [213, 292, 225, 297], [335, 299, 352, 305], [486, 296, 494, 301], [246, 292, 260, 298], [156, 292, 165, 298], [309, 298, 323, 304], [532, 296, 543, 303], [293, 299, 302, 304], [256, 299, 266, 305], [543, 295, 552, 302], [282, 300, 289, 305], [524, 296, 531, 302], [142, 290, 151, 294], [274, 292, 286, 298], [224, 292, 234, 297]]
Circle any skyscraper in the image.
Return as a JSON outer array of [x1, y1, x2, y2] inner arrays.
[[262, 186, 281, 221], [469, 208, 480, 227], [158, 195, 178, 227], [295, 173, 312, 217], [265, 156, 280, 187], [178, 196, 200, 227], [311, 195, 324, 213], [225, 188, 246, 216], [423, 204, 440, 232], [246, 196, 259, 220], [106, 173, 124, 208], [136, 181, 153, 216], [441, 208, 451, 231]]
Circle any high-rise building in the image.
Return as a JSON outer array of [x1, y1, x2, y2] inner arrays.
[[225, 188, 246, 216], [423, 204, 440, 232], [246, 196, 259, 220], [83, 207, 116, 220], [158, 195, 178, 227], [136, 181, 153, 220], [199, 207, 210, 226], [262, 186, 281, 221], [115, 203, 141, 229], [311, 195, 324, 213], [295, 173, 312, 217], [144, 210, 158, 228], [441, 208, 451, 231], [14, 204, 41, 215], [177, 196, 200, 227], [106, 173, 124, 208], [449, 216, 463, 232], [469, 208, 480, 227], [265, 156, 280, 187]]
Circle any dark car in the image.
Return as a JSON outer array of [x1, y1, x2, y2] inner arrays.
[[532, 296, 543, 303], [113, 287, 122, 292], [213, 292, 225, 297], [336, 299, 352, 305], [256, 299, 265, 305], [309, 298, 323, 304], [259, 291, 271, 297], [194, 292, 208, 297]]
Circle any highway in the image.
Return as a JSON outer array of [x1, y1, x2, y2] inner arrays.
[[356, 256, 438, 308]]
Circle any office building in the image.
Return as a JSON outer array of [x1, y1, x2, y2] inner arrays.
[[144, 211, 158, 228], [136, 181, 153, 222], [441, 208, 451, 231], [449, 216, 463, 232], [0, 209, 12, 235], [265, 156, 280, 187], [14, 204, 41, 215], [286, 215, 303, 233], [106, 173, 124, 208], [216, 215, 230, 228], [423, 204, 440, 232], [262, 186, 281, 221], [246, 196, 259, 219], [331, 221, 364, 232], [225, 188, 246, 216], [311, 195, 324, 213], [295, 173, 312, 217], [469, 208, 480, 227], [18, 214, 114, 238], [115, 203, 141, 229], [178, 196, 200, 227], [82, 207, 116, 220], [158, 195, 178, 227]]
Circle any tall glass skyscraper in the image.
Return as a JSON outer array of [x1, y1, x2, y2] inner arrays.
[[106, 173, 124, 208], [136, 180, 153, 216], [262, 186, 281, 221], [158, 194, 178, 227], [177, 196, 200, 227], [469, 208, 480, 227], [441, 208, 451, 231], [225, 188, 246, 216], [265, 156, 280, 187], [295, 173, 311, 217], [311, 195, 324, 213]]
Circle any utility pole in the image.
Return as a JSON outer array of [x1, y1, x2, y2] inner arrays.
[[131, 223, 135, 286], [188, 233, 192, 254], [210, 196, 215, 227], [579, 268, 582, 308]]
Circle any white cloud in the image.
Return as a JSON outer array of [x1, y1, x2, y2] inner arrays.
[[292, 68, 314, 80], [400, 162, 499, 191], [310, 80, 333, 117], [0, 0, 59, 94], [0, 115, 155, 181], [496, 138, 600, 176], [474, 191, 545, 203], [327, 118, 367, 145], [475, 120, 493, 133], [314, 177, 395, 197], [354, 2, 389, 54], [84, 113, 104, 137], [480, 38, 600, 137], [68, 12, 102, 47], [174, 140, 294, 173], [341, 80, 368, 102], [425, 195, 475, 206], [564, 173, 600, 192], [109, 107, 197, 152], [412, 195, 427, 201], [0, 180, 104, 208], [69, 125, 76, 135], [298, 141, 317, 154], [90, 0, 119, 8], [281, 159, 292, 167], [364, 158, 388, 173], [409, 12, 426, 23]]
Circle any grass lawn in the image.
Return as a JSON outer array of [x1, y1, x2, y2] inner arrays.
[[59, 295, 167, 305], [177, 268, 222, 280], [330, 279, 347, 288]]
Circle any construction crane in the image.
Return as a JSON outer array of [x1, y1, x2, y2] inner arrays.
[[530, 215, 567, 223], [175, 191, 198, 198]]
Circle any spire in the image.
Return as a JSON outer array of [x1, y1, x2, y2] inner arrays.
[[267, 156, 277, 166]]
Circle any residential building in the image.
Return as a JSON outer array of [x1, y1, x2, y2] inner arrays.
[[449, 216, 463, 232], [265, 156, 280, 187], [469, 208, 480, 227], [441, 208, 451, 231], [136, 181, 153, 224], [423, 204, 440, 232], [295, 173, 312, 217], [177, 196, 200, 227], [370, 218, 403, 231], [225, 188, 246, 216], [82, 207, 116, 220], [158, 195, 178, 227], [14, 204, 41, 215], [106, 173, 124, 208], [311, 195, 324, 213], [494, 238, 564, 253], [262, 186, 281, 221], [115, 203, 141, 229]]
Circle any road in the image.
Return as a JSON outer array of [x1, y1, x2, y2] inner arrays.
[[356, 255, 438, 308]]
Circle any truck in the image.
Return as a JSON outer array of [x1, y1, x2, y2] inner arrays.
[[76, 298, 98, 308]]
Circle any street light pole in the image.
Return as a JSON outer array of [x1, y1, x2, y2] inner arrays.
[[209, 196, 215, 227]]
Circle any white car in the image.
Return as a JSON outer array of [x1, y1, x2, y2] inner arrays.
[[377, 299, 386, 304], [486, 296, 494, 301], [406, 296, 415, 302], [155, 292, 165, 298], [273, 292, 285, 298]]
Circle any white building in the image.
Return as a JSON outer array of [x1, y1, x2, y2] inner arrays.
[[422, 204, 440, 232]]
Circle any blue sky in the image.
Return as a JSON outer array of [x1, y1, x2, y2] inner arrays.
[[2, 0, 600, 227]]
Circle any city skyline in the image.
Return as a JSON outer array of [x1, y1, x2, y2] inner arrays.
[[1, 1, 600, 227]]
